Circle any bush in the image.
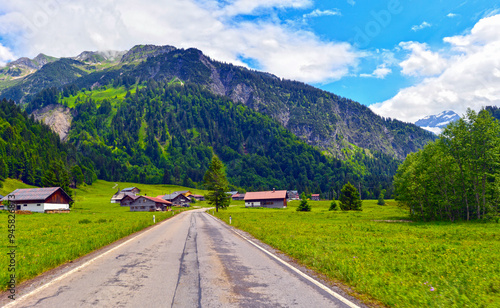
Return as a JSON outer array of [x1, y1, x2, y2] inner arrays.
[[329, 201, 339, 211]]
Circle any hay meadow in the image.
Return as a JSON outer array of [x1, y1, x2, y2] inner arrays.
[[214, 200, 500, 307]]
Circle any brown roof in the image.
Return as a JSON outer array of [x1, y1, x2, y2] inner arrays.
[[1, 187, 72, 202], [311, 194, 320, 197], [143, 196, 172, 205], [244, 190, 287, 201]]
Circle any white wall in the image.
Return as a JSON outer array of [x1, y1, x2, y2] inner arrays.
[[19, 203, 69, 213]]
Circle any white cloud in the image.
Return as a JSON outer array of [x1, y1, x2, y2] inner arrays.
[[0, 0, 360, 84], [371, 14, 500, 123], [399, 42, 448, 77], [347, 0, 355, 6], [411, 21, 432, 32], [447, 13, 458, 18], [303, 9, 341, 19], [0, 44, 16, 66], [218, 0, 312, 17], [360, 64, 391, 79]]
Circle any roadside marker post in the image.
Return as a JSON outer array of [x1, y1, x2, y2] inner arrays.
[[153, 215, 155, 224], [229, 215, 232, 224]]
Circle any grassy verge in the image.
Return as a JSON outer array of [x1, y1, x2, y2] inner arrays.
[[0, 179, 207, 290], [213, 200, 500, 307]]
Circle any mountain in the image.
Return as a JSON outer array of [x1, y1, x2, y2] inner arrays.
[[0, 44, 438, 197], [1, 44, 435, 160], [415, 110, 460, 134]]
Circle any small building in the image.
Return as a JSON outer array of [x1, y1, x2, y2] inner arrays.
[[226, 191, 238, 197], [176, 190, 192, 197], [112, 192, 138, 205], [129, 196, 172, 212], [190, 194, 205, 201], [232, 193, 245, 200], [120, 194, 139, 207], [287, 190, 299, 200], [311, 194, 320, 201], [1, 187, 72, 213], [162, 192, 191, 207], [121, 187, 140, 195], [244, 190, 288, 208]]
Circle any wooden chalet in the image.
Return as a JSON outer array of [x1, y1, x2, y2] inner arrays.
[[311, 194, 320, 201], [129, 196, 172, 212], [111, 187, 140, 203], [120, 194, 139, 207], [190, 194, 205, 201], [244, 189, 288, 208], [1, 187, 72, 213], [161, 192, 191, 207], [232, 193, 245, 200]]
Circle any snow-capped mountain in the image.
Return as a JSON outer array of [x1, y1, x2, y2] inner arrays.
[[415, 110, 460, 134]]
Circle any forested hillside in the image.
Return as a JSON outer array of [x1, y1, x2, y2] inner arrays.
[[29, 80, 396, 197], [0, 99, 94, 194]]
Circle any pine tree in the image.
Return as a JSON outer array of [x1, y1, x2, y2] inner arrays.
[[340, 182, 362, 211], [296, 192, 311, 212], [203, 155, 230, 212], [378, 189, 386, 205]]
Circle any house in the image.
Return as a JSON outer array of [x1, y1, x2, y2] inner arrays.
[[232, 193, 245, 200], [311, 194, 320, 201], [176, 190, 192, 197], [0, 194, 3, 210], [120, 194, 139, 207], [161, 192, 191, 207], [111, 187, 140, 203], [0, 187, 72, 213], [244, 189, 288, 208], [129, 196, 172, 212], [190, 194, 205, 201], [121, 187, 140, 195], [226, 191, 238, 196], [288, 190, 299, 200]]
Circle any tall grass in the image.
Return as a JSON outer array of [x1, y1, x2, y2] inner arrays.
[[214, 200, 500, 307]]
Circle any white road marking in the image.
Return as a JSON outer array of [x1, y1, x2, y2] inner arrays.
[[206, 212, 361, 308], [3, 214, 180, 308]]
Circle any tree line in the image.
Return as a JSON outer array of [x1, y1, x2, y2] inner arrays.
[[394, 109, 500, 221]]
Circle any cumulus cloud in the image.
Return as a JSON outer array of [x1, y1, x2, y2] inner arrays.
[[0, 0, 359, 84], [411, 21, 432, 31], [399, 42, 448, 77], [447, 13, 458, 18], [371, 14, 500, 123]]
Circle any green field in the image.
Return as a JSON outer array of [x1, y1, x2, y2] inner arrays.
[[213, 200, 500, 307], [0, 179, 206, 290]]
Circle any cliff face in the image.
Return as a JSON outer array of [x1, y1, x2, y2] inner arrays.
[[31, 104, 73, 141]]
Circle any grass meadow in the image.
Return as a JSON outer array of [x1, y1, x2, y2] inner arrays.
[[213, 200, 500, 307], [0, 179, 207, 291]]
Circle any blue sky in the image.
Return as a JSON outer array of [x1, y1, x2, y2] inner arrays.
[[0, 0, 499, 122]]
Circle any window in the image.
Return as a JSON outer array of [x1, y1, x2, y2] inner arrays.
[[23, 204, 27, 207], [37, 204, 41, 206]]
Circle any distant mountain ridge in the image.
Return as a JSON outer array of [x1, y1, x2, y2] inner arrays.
[[415, 110, 460, 134]]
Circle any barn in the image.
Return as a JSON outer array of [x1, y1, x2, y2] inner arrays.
[[1, 187, 72, 213], [129, 196, 172, 212], [244, 190, 288, 208]]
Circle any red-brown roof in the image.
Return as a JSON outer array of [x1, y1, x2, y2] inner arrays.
[[311, 194, 320, 197], [244, 190, 287, 201], [143, 196, 172, 205]]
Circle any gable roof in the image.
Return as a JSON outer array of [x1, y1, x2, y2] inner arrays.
[[142, 196, 172, 205], [122, 187, 139, 192], [244, 190, 287, 201], [1, 187, 72, 202]]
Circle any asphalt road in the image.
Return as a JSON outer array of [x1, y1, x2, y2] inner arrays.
[[3, 209, 362, 308]]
